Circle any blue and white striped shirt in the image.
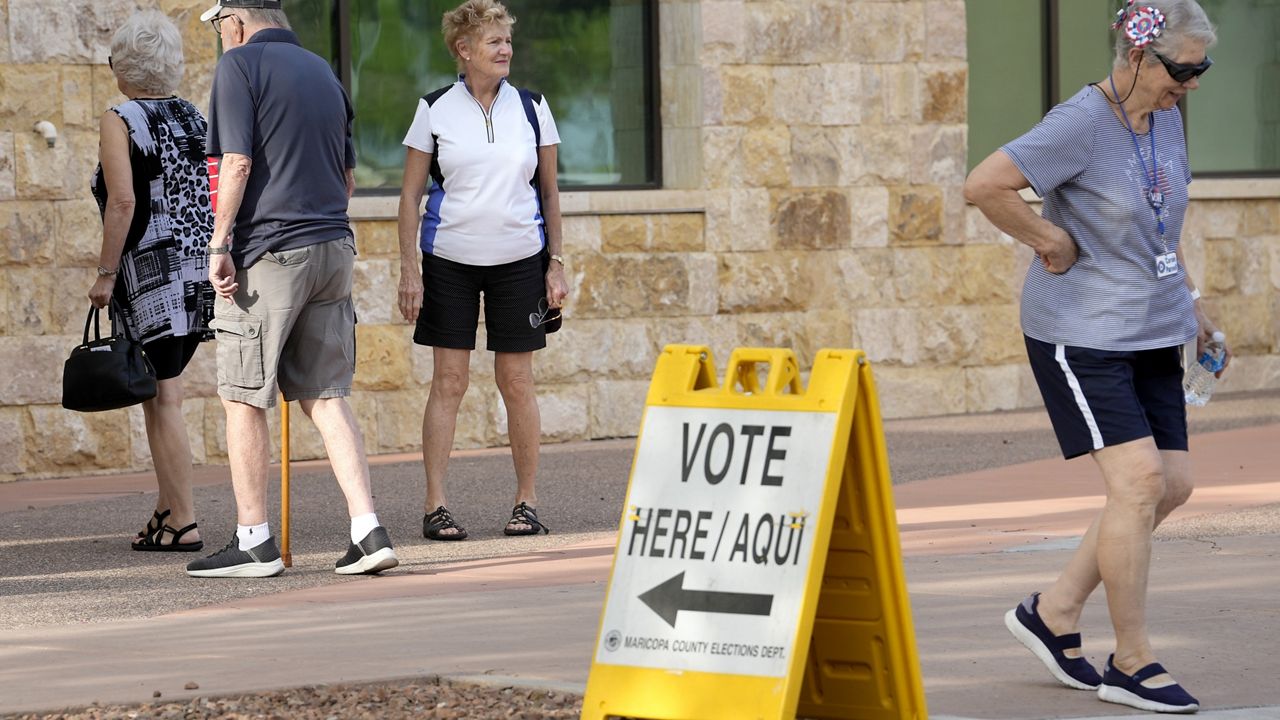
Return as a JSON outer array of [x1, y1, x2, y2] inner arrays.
[[1003, 85, 1198, 351]]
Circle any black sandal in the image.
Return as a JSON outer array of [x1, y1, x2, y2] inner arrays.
[[504, 502, 550, 536], [132, 522, 203, 552], [423, 506, 468, 541], [136, 509, 170, 539]]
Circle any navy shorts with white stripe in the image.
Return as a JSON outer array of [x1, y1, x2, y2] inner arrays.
[[1024, 336, 1188, 460]]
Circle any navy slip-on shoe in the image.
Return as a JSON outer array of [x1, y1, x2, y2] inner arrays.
[[1004, 592, 1102, 690], [1098, 654, 1199, 714]]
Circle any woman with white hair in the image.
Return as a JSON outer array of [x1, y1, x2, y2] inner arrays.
[[88, 10, 215, 553], [964, 0, 1222, 713]]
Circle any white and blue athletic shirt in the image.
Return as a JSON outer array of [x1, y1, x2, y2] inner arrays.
[[402, 78, 561, 267], [1003, 85, 1198, 351]]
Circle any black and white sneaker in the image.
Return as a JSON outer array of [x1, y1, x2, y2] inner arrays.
[[335, 526, 399, 575], [186, 537, 285, 578]]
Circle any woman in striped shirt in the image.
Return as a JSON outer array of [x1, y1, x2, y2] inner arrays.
[[964, 0, 1225, 713]]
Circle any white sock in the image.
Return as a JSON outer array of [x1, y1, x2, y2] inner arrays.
[[237, 522, 270, 551], [351, 513, 379, 544]]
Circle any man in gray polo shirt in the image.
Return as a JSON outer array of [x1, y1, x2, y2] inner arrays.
[[187, 0, 398, 578]]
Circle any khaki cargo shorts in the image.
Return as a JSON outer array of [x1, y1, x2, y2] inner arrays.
[[212, 236, 357, 409]]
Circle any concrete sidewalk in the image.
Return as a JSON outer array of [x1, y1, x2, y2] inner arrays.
[[1, 392, 1278, 719]]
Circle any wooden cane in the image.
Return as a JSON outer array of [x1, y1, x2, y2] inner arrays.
[[280, 398, 292, 567]]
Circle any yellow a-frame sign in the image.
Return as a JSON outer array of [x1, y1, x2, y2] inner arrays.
[[582, 345, 926, 720]]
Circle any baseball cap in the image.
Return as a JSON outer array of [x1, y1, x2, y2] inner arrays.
[[200, 0, 283, 23]]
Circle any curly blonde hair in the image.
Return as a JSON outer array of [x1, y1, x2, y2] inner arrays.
[[442, 0, 516, 69]]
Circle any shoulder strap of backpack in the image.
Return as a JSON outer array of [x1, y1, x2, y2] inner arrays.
[[518, 88, 542, 148], [422, 83, 453, 107], [517, 87, 548, 245]]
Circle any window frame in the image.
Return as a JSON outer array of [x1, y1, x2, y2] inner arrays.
[[321, 0, 663, 195]]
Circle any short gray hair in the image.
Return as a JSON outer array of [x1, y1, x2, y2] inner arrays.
[[110, 10, 184, 96], [1113, 0, 1217, 68], [239, 8, 291, 30]]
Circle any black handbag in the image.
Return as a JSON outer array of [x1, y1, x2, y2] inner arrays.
[[61, 299, 157, 412]]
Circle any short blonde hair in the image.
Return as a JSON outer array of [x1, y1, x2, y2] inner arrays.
[[110, 10, 184, 96], [442, 0, 516, 68]]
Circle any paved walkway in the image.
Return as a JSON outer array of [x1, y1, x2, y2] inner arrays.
[[1, 392, 1277, 719]]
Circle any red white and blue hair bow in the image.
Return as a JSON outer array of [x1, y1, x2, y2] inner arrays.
[[1112, 0, 1166, 48]]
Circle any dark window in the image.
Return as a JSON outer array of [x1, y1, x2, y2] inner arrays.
[[285, 0, 660, 191], [966, 0, 1279, 175], [966, 0, 1048, 173], [1186, 0, 1280, 174]]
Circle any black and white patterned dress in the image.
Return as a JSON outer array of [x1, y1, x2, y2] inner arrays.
[[91, 97, 215, 344]]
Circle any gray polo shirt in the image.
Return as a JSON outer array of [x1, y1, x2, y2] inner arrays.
[[207, 28, 356, 268]]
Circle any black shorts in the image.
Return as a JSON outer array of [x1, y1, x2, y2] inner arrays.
[[1025, 336, 1188, 460], [414, 252, 546, 353], [143, 333, 203, 381]]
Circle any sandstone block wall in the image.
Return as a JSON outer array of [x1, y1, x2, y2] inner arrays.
[[1, 0, 1277, 481]]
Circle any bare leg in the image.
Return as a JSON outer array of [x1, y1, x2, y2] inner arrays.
[[496, 351, 540, 530], [222, 398, 271, 526], [298, 397, 374, 518], [1155, 450, 1194, 520], [1035, 440, 1194, 690], [423, 348, 471, 522], [1037, 515, 1104, 657], [1093, 439, 1163, 672], [1037, 448, 1193, 649], [141, 376, 200, 543]]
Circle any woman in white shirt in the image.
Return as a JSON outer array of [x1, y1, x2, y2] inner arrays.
[[396, 0, 569, 542]]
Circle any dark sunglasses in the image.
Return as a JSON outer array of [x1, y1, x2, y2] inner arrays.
[[1154, 52, 1212, 83], [528, 298, 560, 329]]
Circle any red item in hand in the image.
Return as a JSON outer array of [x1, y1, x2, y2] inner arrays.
[[206, 156, 220, 213]]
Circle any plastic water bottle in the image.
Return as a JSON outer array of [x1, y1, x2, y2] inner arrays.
[[1183, 331, 1227, 406]]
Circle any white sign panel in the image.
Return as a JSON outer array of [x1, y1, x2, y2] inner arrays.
[[596, 405, 839, 677]]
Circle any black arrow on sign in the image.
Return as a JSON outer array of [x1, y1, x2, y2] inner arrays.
[[638, 571, 774, 628]]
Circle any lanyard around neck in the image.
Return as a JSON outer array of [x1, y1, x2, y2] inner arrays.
[[1109, 74, 1167, 250]]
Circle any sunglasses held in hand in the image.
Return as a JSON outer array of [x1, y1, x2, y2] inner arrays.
[[529, 298, 560, 329]]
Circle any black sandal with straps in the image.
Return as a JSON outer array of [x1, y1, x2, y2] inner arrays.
[[423, 506, 468, 541], [136, 509, 170, 539], [504, 502, 550, 536], [132, 522, 203, 552]]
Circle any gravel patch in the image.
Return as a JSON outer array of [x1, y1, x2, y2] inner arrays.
[[2, 678, 584, 720], [1156, 502, 1280, 540]]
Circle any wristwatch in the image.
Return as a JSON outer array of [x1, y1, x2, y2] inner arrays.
[[207, 244, 230, 255], [549, 254, 565, 266], [96, 265, 118, 277]]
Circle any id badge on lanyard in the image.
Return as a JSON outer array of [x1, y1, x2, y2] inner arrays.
[[1148, 190, 1178, 279], [1116, 96, 1181, 282]]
